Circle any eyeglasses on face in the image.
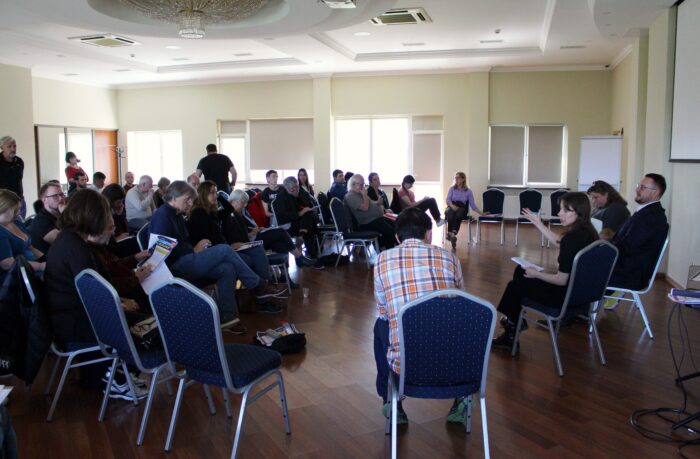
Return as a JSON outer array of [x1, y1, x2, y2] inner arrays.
[[46, 193, 66, 199], [636, 183, 657, 191]]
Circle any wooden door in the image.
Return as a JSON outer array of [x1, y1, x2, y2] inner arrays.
[[93, 130, 119, 185]]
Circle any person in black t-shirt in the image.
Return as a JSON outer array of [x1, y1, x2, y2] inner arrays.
[[260, 169, 280, 219], [195, 143, 237, 194], [492, 192, 599, 350], [0, 136, 25, 218], [29, 183, 66, 254]]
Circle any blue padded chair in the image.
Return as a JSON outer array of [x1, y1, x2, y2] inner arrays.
[[475, 188, 505, 245], [511, 241, 619, 376], [329, 197, 380, 269], [137, 222, 150, 251], [600, 238, 669, 339], [515, 188, 544, 247], [149, 279, 291, 458], [75, 269, 173, 445], [386, 289, 497, 459], [267, 252, 292, 293], [546, 188, 568, 247]]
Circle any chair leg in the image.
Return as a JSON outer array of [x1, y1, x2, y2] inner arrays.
[[137, 365, 162, 445], [547, 221, 552, 248], [480, 397, 491, 459], [44, 353, 62, 395], [475, 221, 480, 244], [546, 319, 564, 377], [515, 220, 519, 246], [500, 221, 504, 246], [98, 358, 119, 422], [465, 394, 473, 433], [122, 362, 140, 406], [511, 310, 525, 357], [276, 371, 291, 434], [589, 314, 607, 365], [222, 387, 232, 418], [384, 375, 392, 435], [280, 263, 292, 294], [391, 382, 398, 459], [203, 384, 216, 415], [46, 353, 78, 422], [164, 378, 186, 451], [634, 292, 654, 339], [231, 389, 251, 459]]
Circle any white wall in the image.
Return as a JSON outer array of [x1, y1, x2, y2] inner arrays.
[[32, 77, 118, 129]]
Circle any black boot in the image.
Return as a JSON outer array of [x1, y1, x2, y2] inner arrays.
[[492, 323, 517, 351]]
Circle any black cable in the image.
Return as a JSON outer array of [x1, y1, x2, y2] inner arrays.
[[629, 302, 700, 458]]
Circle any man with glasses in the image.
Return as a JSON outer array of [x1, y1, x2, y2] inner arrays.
[[29, 182, 66, 254], [608, 173, 669, 290], [274, 176, 320, 261], [344, 174, 396, 250]]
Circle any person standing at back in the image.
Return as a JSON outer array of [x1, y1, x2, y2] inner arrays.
[[195, 144, 237, 194], [0, 136, 26, 219]]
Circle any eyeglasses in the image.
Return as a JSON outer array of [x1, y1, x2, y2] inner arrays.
[[636, 183, 657, 191], [45, 193, 65, 199]]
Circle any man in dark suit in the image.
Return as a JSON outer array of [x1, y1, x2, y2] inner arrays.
[[608, 173, 669, 290]]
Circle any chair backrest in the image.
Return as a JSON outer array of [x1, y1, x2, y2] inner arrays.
[[269, 197, 282, 227], [316, 192, 333, 224], [329, 197, 351, 233], [639, 238, 670, 294], [549, 189, 568, 218], [137, 222, 150, 250], [343, 200, 361, 231], [519, 188, 542, 213], [149, 279, 233, 390], [482, 188, 505, 214], [217, 190, 230, 202], [247, 192, 270, 228], [559, 240, 619, 318], [75, 269, 146, 370], [397, 289, 497, 398], [390, 188, 402, 214]]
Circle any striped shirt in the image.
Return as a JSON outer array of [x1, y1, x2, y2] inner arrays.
[[374, 238, 463, 374]]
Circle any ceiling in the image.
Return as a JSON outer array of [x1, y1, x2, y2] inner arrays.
[[0, 0, 676, 89]]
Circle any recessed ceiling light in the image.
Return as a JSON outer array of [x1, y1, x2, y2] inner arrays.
[[480, 39, 503, 44], [56, 54, 65, 58], [602, 11, 611, 15], [113, 68, 132, 72], [62, 73, 78, 76], [263, 37, 275, 41], [165, 45, 181, 50], [560, 45, 586, 49], [354, 32, 371, 37], [233, 52, 253, 57], [402, 42, 425, 47], [170, 57, 190, 61]]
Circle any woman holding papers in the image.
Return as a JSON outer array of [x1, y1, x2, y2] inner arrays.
[[150, 181, 284, 331], [188, 181, 287, 306], [587, 180, 630, 240], [492, 192, 598, 350]]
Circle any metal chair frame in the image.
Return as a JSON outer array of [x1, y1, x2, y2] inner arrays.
[[475, 188, 505, 245], [515, 188, 544, 247], [328, 197, 379, 269]]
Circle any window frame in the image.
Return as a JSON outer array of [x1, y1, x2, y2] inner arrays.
[[126, 129, 183, 183]]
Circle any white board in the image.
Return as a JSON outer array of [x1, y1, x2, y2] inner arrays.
[[578, 136, 622, 192]]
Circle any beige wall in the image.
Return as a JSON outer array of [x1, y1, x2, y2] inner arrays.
[[117, 79, 314, 178], [0, 63, 38, 207], [32, 77, 118, 129], [489, 70, 612, 189]]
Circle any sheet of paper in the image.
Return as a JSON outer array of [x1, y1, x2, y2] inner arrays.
[[591, 217, 603, 232], [511, 257, 544, 272], [140, 262, 174, 295]]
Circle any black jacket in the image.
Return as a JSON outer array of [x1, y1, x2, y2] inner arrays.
[[610, 201, 669, 290]]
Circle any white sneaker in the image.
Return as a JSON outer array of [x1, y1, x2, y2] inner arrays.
[[436, 219, 446, 227], [102, 369, 148, 387], [106, 379, 149, 401]]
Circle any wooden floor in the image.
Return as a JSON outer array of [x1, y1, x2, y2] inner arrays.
[[6, 223, 700, 458]]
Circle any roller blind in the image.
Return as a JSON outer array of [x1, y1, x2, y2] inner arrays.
[[219, 120, 246, 135], [249, 119, 313, 170], [527, 125, 563, 183], [412, 133, 441, 182], [489, 126, 525, 185]]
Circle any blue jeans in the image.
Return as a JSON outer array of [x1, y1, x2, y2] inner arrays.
[[171, 245, 261, 320], [236, 245, 272, 281], [373, 317, 393, 401], [0, 405, 18, 459]]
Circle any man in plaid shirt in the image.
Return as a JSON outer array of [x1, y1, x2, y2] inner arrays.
[[373, 208, 466, 424]]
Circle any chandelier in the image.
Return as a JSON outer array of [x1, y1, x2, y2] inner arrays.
[[120, 0, 268, 39]]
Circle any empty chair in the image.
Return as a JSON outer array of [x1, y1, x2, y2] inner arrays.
[[137, 222, 150, 250], [475, 188, 505, 245], [601, 238, 669, 339], [150, 279, 291, 458], [385, 289, 497, 459], [328, 197, 379, 269], [75, 269, 172, 445], [546, 188, 568, 247], [511, 241, 619, 376], [515, 189, 543, 246]]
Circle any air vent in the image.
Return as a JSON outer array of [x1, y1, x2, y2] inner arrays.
[[371, 7, 432, 26], [74, 34, 139, 47]]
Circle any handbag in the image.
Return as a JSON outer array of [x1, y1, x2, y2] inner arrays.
[[253, 323, 306, 354]]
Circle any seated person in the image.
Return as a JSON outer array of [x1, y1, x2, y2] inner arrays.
[[445, 172, 486, 248], [260, 169, 281, 220], [344, 174, 396, 250], [227, 190, 321, 268], [367, 172, 389, 209], [188, 181, 285, 312], [149, 181, 280, 332], [587, 180, 630, 240], [398, 175, 445, 227], [152, 177, 170, 209], [186, 172, 200, 189], [29, 182, 65, 255], [274, 177, 319, 259], [608, 173, 669, 291], [492, 192, 598, 349], [327, 169, 347, 201], [297, 168, 315, 199], [123, 171, 135, 193], [87, 172, 106, 193], [0, 190, 45, 274], [102, 184, 140, 257], [45, 189, 149, 395], [68, 172, 88, 197], [125, 175, 155, 231]]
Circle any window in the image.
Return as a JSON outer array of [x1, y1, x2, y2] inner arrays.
[[220, 136, 246, 184], [127, 131, 183, 182], [489, 125, 566, 186], [335, 117, 409, 184], [58, 128, 94, 180]]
